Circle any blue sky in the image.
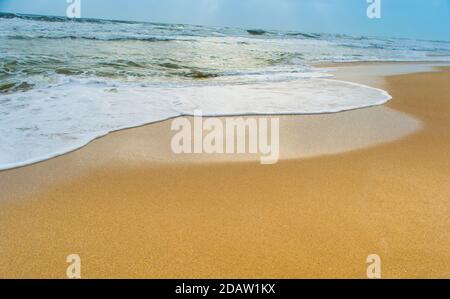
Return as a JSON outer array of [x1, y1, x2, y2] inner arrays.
[[1, 0, 449, 41]]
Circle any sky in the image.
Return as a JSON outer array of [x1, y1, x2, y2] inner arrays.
[[0, 0, 449, 41]]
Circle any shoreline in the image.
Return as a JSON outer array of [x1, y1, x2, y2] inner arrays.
[[1, 62, 425, 173], [1, 63, 449, 278]]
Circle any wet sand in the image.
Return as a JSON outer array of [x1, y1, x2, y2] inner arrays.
[[0, 64, 449, 278]]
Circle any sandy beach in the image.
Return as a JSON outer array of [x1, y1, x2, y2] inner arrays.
[[0, 64, 449, 278]]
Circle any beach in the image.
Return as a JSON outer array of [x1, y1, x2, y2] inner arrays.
[[0, 63, 449, 278]]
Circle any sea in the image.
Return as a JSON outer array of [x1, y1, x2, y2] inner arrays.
[[1, 12, 450, 169]]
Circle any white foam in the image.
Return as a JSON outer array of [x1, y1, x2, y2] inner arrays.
[[0, 76, 391, 170]]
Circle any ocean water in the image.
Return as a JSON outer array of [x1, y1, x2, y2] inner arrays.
[[1, 12, 449, 169]]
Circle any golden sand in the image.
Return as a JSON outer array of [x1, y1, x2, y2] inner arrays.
[[0, 65, 449, 278]]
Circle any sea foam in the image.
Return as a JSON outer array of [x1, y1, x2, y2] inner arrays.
[[0, 76, 391, 170]]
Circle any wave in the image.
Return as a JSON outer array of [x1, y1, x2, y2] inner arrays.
[[285, 32, 321, 39], [6, 34, 176, 42], [339, 42, 450, 55], [0, 12, 138, 25], [246, 29, 322, 39], [247, 29, 267, 35], [0, 81, 34, 94], [176, 70, 220, 79], [0, 76, 391, 170]]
